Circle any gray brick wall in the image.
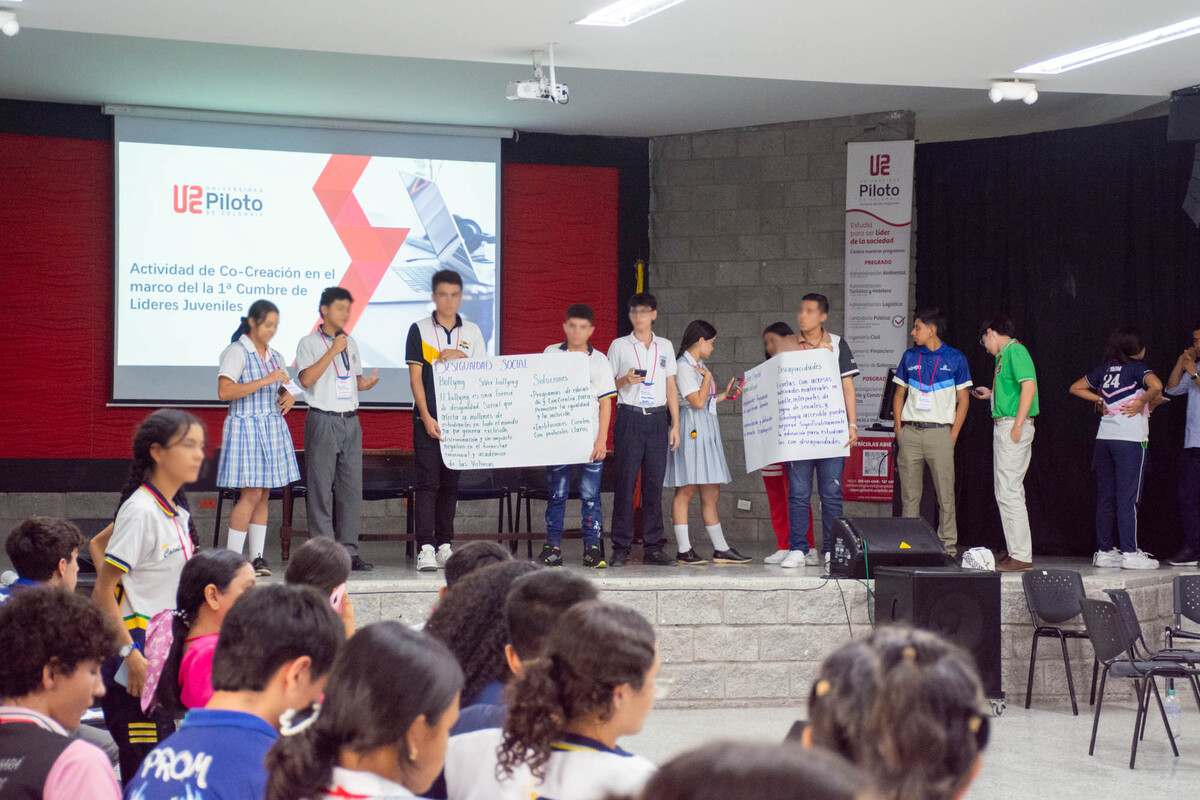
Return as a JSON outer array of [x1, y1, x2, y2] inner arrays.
[[649, 111, 918, 545]]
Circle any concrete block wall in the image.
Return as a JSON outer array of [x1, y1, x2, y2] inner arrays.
[[648, 111, 917, 545]]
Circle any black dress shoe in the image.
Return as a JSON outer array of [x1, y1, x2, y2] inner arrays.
[[712, 548, 751, 564], [610, 548, 631, 567], [643, 549, 677, 566], [350, 555, 374, 572], [1168, 546, 1200, 566]]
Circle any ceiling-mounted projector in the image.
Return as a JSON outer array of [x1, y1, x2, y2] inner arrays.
[[506, 44, 569, 105]]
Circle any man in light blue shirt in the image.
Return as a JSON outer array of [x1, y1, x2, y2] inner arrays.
[[1164, 328, 1200, 565]]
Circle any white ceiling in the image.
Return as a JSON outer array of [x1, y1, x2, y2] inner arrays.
[[0, 1, 1192, 139], [12, 0, 1200, 95]]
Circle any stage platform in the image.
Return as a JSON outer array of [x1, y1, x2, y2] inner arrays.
[[300, 544, 1200, 709]]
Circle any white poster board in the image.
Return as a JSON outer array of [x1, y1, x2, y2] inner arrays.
[[433, 352, 594, 470], [741, 349, 850, 474]]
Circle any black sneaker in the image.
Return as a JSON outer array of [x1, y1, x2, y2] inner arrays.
[[1168, 546, 1200, 566], [251, 556, 272, 577], [712, 548, 751, 564], [350, 555, 374, 572], [676, 549, 707, 565], [610, 548, 631, 567], [537, 545, 564, 567], [583, 545, 608, 569], [643, 548, 677, 567]]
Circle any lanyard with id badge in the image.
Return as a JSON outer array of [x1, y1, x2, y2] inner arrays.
[[322, 332, 354, 400], [915, 353, 940, 411], [633, 340, 659, 406]]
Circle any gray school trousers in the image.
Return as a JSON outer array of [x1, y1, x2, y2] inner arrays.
[[304, 409, 362, 554]]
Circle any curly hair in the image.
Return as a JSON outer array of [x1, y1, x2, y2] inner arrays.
[[807, 626, 989, 800], [424, 560, 539, 704], [0, 587, 118, 698], [497, 600, 656, 781]]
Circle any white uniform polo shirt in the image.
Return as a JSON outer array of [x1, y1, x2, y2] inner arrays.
[[295, 331, 364, 413], [607, 333, 677, 408], [544, 343, 617, 438], [104, 486, 194, 633]]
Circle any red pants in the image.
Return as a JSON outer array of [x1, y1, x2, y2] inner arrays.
[[763, 471, 814, 550]]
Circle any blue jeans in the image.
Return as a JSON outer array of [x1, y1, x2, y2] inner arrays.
[[787, 457, 845, 553], [545, 460, 605, 547]]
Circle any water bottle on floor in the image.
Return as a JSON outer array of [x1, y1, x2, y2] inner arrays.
[[1165, 687, 1182, 739]]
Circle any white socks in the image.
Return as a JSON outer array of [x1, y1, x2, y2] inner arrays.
[[674, 524, 692, 552], [706, 523, 730, 552], [248, 524, 267, 560], [226, 528, 247, 554]]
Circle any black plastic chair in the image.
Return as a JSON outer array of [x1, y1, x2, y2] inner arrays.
[[1080, 598, 1193, 769], [1021, 569, 1098, 715], [1165, 575, 1200, 649], [456, 469, 517, 552]]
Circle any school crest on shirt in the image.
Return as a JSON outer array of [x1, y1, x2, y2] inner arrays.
[[659, 355, 667, 368]]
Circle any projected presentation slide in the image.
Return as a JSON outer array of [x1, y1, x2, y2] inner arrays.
[[113, 118, 500, 406]]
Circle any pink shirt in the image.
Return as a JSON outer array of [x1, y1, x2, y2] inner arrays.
[[0, 706, 120, 800], [179, 633, 219, 709]]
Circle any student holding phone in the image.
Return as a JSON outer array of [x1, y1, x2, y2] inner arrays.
[[665, 320, 749, 565], [217, 300, 302, 577]]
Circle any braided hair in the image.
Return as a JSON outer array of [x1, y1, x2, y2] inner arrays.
[[115, 409, 205, 547]]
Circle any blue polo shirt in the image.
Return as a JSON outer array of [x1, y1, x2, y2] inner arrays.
[[893, 343, 973, 424], [124, 709, 277, 800], [0, 576, 39, 604]]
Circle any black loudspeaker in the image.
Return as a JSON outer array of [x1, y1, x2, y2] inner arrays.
[[873, 566, 1002, 700], [828, 517, 949, 578]]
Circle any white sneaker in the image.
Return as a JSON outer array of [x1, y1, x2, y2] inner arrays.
[[805, 550, 823, 568], [1121, 550, 1159, 570], [764, 549, 790, 564], [417, 545, 438, 572], [780, 550, 807, 569], [1093, 548, 1123, 568], [436, 543, 454, 569]]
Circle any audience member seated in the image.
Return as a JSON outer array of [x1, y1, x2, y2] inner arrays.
[[444, 600, 659, 800], [1, 517, 85, 601], [142, 549, 254, 715], [124, 583, 344, 799], [805, 626, 989, 800], [0, 587, 121, 799], [425, 561, 539, 713], [285, 536, 355, 637], [617, 740, 879, 800], [266, 621, 463, 800], [442, 541, 513, 595]]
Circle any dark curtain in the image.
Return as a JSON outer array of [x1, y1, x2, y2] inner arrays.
[[915, 116, 1200, 557]]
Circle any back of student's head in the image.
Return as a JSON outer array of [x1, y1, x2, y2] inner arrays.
[[265, 621, 463, 800], [443, 540, 512, 587], [212, 583, 344, 693], [505, 570, 599, 661], [1104, 325, 1145, 364], [807, 626, 988, 800], [285, 537, 352, 595], [499, 600, 657, 780], [5, 517, 84, 582], [425, 560, 539, 703], [0, 587, 117, 700], [623, 741, 877, 800], [156, 549, 250, 713]]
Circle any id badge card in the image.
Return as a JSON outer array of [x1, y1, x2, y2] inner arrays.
[[335, 375, 354, 400], [915, 390, 933, 411], [707, 396, 718, 415], [639, 381, 656, 406]]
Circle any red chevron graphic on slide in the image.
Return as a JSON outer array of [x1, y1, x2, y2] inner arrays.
[[312, 154, 410, 333]]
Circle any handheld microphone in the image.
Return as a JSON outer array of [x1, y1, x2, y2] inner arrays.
[[335, 328, 350, 371]]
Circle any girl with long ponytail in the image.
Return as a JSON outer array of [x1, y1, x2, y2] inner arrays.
[[142, 549, 254, 715], [443, 601, 659, 800], [216, 299, 300, 577], [93, 408, 206, 782], [266, 622, 463, 799]]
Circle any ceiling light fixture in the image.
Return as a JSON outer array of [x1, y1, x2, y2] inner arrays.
[[0, 10, 18, 37], [575, 0, 687, 27], [988, 79, 1038, 105], [1016, 15, 1200, 74]]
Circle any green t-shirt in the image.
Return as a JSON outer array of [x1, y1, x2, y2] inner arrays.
[[992, 340, 1039, 418]]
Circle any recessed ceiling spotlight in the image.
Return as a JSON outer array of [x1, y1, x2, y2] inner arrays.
[[988, 79, 1038, 105], [1017, 15, 1200, 74], [0, 10, 19, 37], [575, 0, 687, 27]]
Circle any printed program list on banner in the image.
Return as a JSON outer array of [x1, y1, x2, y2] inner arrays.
[[742, 349, 850, 474], [433, 352, 595, 470]]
